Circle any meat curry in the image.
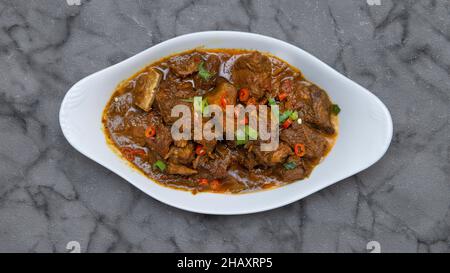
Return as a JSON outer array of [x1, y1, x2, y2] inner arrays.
[[102, 49, 339, 193]]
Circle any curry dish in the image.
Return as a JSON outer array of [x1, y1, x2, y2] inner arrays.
[[102, 49, 339, 193]]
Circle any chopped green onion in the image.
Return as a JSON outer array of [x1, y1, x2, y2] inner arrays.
[[153, 160, 166, 172], [202, 97, 209, 116], [331, 104, 341, 115], [198, 61, 213, 81], [270, 106, 280, 122], [236, 128, 246, 141], [193, 96, 203, 114], [283, 162, 297, 170], [289, 111, 298, 121], [235, 128, 248, 145], [191, 96, 209, 115], [246, 125, 258, 140], [268, 97, 277, 106], [235, 125, 258, 144], [181, 98, 194, 102], [279, 110, 293, 123], [236, 139, 248, 145]]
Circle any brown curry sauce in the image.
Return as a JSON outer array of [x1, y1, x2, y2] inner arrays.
[[102, 49, 338, 194]]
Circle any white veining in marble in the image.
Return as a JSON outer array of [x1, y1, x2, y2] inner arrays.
[[0, 0, 448, 253]]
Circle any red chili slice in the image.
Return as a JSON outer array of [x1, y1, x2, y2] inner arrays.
[[195, 145, 206, 156], [220, 97, 227, 109], [278, 92, 288, 101], [198, 178, 209, 186], [239, 88, 250, 102], [145, 126, 156, 138], [294, 143, 306, 157], [282, 119, 293, 129]]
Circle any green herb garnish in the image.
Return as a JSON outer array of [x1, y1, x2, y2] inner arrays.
[[198, 61, 213, 81], [235, 125, 258, 145], [193, 96, 203, 114], [190, 96, 209, 116], [236, 128, 246, 141], [279, 110, 293, 123], [181, 98, 194, 103], [153, 160, 166, 172], [246, 125, 258, 140], [289, 111, 298, 121], [202, 98, 209, 116], [236, 139, 248, 146], [268, 97, 277, 106], [235, 127, 248, 145], [271, 106, 280, 122], [283, 162, 297, 170], [331, 104, 341, 115]]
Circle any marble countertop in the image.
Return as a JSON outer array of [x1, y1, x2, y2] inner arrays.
[[0, 0, 448, 253]]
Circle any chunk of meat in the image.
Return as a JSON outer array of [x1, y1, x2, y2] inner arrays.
[[252, 142, 292, 167], [174, 139, 188, 148], [195, 138, 217, 154], [194, 54, 221, 90], [127, 125, 147, 146], [231, 52, 272, 99], [166, 162, 198, 176], [236, 149, 258, 170], [168, 52, 202, 77], [155, 80, 195, 124], [145, 112, 173, 158], [275, 156, 307, 182], [280, 123, 329, 162], [284, 80, 310, 110], [119, 110, 150, 146], [132, 68, 161, 112], [285, 81, 335, 135], [309, 86, 335, 134], [115, 110, 148, 146], [166, 142, 195, 165], [196, 144, 232, 179]]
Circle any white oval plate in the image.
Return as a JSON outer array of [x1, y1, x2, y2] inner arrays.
[[59, 31, 392, 215]]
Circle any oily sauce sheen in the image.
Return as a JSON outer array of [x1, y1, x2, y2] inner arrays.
[[102, 49, 338, 194]]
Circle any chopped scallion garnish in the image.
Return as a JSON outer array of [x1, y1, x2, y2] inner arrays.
[[246, 125, 258, 140], [289, 111, 298, 121], [283, 162, 297, 170], [198, 61, 213, 81], [181, 98, 194, 103], [279, 110, 293, 123], [202, 98, 209, 116], [331, 104, 341, 115], [193, 96, 203, 114], [235, 127, 248, 145], [236, 139, 248, 145], [268, 97, 277, 106], [153, 160, 166, 172]]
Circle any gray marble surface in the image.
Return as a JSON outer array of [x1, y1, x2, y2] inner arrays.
[[0, 0, 448, 253]]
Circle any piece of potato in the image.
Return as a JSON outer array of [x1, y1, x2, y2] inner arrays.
[[133, 68, 162, 111]]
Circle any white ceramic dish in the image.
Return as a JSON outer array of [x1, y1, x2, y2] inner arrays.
[[59, 31, 392, 215]]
